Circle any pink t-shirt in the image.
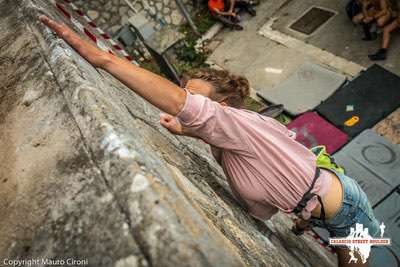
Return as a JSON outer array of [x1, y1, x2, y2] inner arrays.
[[176, 90, 332, 220]]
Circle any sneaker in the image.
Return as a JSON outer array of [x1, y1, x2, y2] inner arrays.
[[233, 24, 244, 31], [368, 49, 387, 61], [231, 15, 241, 23], [245, 6, 257, 16]]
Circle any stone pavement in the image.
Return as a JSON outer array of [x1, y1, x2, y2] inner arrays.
[[207, 0, 400, 143], [207, 0, 362, 94], [270, 0, 400, 75]]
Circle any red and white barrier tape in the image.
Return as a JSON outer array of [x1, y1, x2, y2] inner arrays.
[[55, 0, 138, 65], [307, 230, 336, 254]]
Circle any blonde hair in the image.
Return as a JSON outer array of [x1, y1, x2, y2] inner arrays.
[[185, 68, 250, 108]]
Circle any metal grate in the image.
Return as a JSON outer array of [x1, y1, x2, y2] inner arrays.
[[289, 7, 335, 35]]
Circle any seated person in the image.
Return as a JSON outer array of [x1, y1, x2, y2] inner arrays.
[[353, 0, 394, 40], [208, 0, 258, 31], [369, 3, 399, 60]]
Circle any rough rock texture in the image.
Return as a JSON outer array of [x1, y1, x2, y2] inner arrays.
[[373, 108, 400, 144], [0, 0, 337, 266]]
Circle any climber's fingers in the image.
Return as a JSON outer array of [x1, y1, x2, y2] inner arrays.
[[159, 118, 169, 128], [40, 16, 63, 34], [159, 113, 183, 135], [160, 113, 174, 129], [160, 113, 174, 122], [39, 15, 108, 68], [40, 15, 77, 43], [40, 15, 85, 49]]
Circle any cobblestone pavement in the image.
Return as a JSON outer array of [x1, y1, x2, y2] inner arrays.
[[74, 0, 195, 35]]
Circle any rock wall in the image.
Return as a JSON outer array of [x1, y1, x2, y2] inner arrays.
[[0, 0, 337, 266]]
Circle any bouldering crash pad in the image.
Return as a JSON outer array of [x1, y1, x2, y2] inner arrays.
[[333, 130, 400, 206], [287, 112, 348, 154], [257, 62, 346, 116], [316, 64, 400, 137]]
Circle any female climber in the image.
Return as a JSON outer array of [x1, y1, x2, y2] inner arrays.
[[40, 15, 380, 267]]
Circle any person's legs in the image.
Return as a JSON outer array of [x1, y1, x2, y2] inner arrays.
[[352, 13, 364, 24], [376, 12, 392, 28], [382, 18, 399, 49], [235, 0, 256, 16], [352, 13, 377, 40], [213, 14, 244, 30], [369, 19, 399, 60], [361, 22, 377, 40]]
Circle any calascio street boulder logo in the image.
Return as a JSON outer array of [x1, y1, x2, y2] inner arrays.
[[329, 222, 391, 264]]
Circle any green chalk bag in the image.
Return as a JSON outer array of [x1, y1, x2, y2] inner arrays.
[[311, 146, 345, 174]]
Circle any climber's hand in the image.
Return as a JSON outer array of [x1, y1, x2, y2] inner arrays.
[[39, 15, 109, 68], [160, 113, 184, 135], [291, 217, 311, 235]]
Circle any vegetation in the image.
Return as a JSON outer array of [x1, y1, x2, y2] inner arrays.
[[243, 96, 265, 112], [138, 8, 289, 124], [174, 7, 215, 75], [139, 8, 215, 76]]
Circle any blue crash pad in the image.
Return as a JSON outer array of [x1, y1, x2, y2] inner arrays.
[[369, 190, 400, 266], [333, 130, 400, 206]]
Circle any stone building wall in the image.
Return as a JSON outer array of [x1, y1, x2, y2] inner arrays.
[[73, 0, 194, 35]]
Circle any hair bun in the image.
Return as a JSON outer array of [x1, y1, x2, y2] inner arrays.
[[234, 76, 250, 98], [186, 68, 251, 108]]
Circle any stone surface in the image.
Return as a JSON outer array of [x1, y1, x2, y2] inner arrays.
[[208, 0, 315, 95], [74, 0, 192, 35], [270, 0, 400, 76], [170, 9, 182, 25], [87, 10, 99, 20], [373, 108, 400, 144], [0, 0, 337, 266]]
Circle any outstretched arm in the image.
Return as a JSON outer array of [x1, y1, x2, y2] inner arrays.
[[39, 16, 186, 116]]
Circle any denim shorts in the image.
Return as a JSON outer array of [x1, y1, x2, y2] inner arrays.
[[311, 170, 380, 240]]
